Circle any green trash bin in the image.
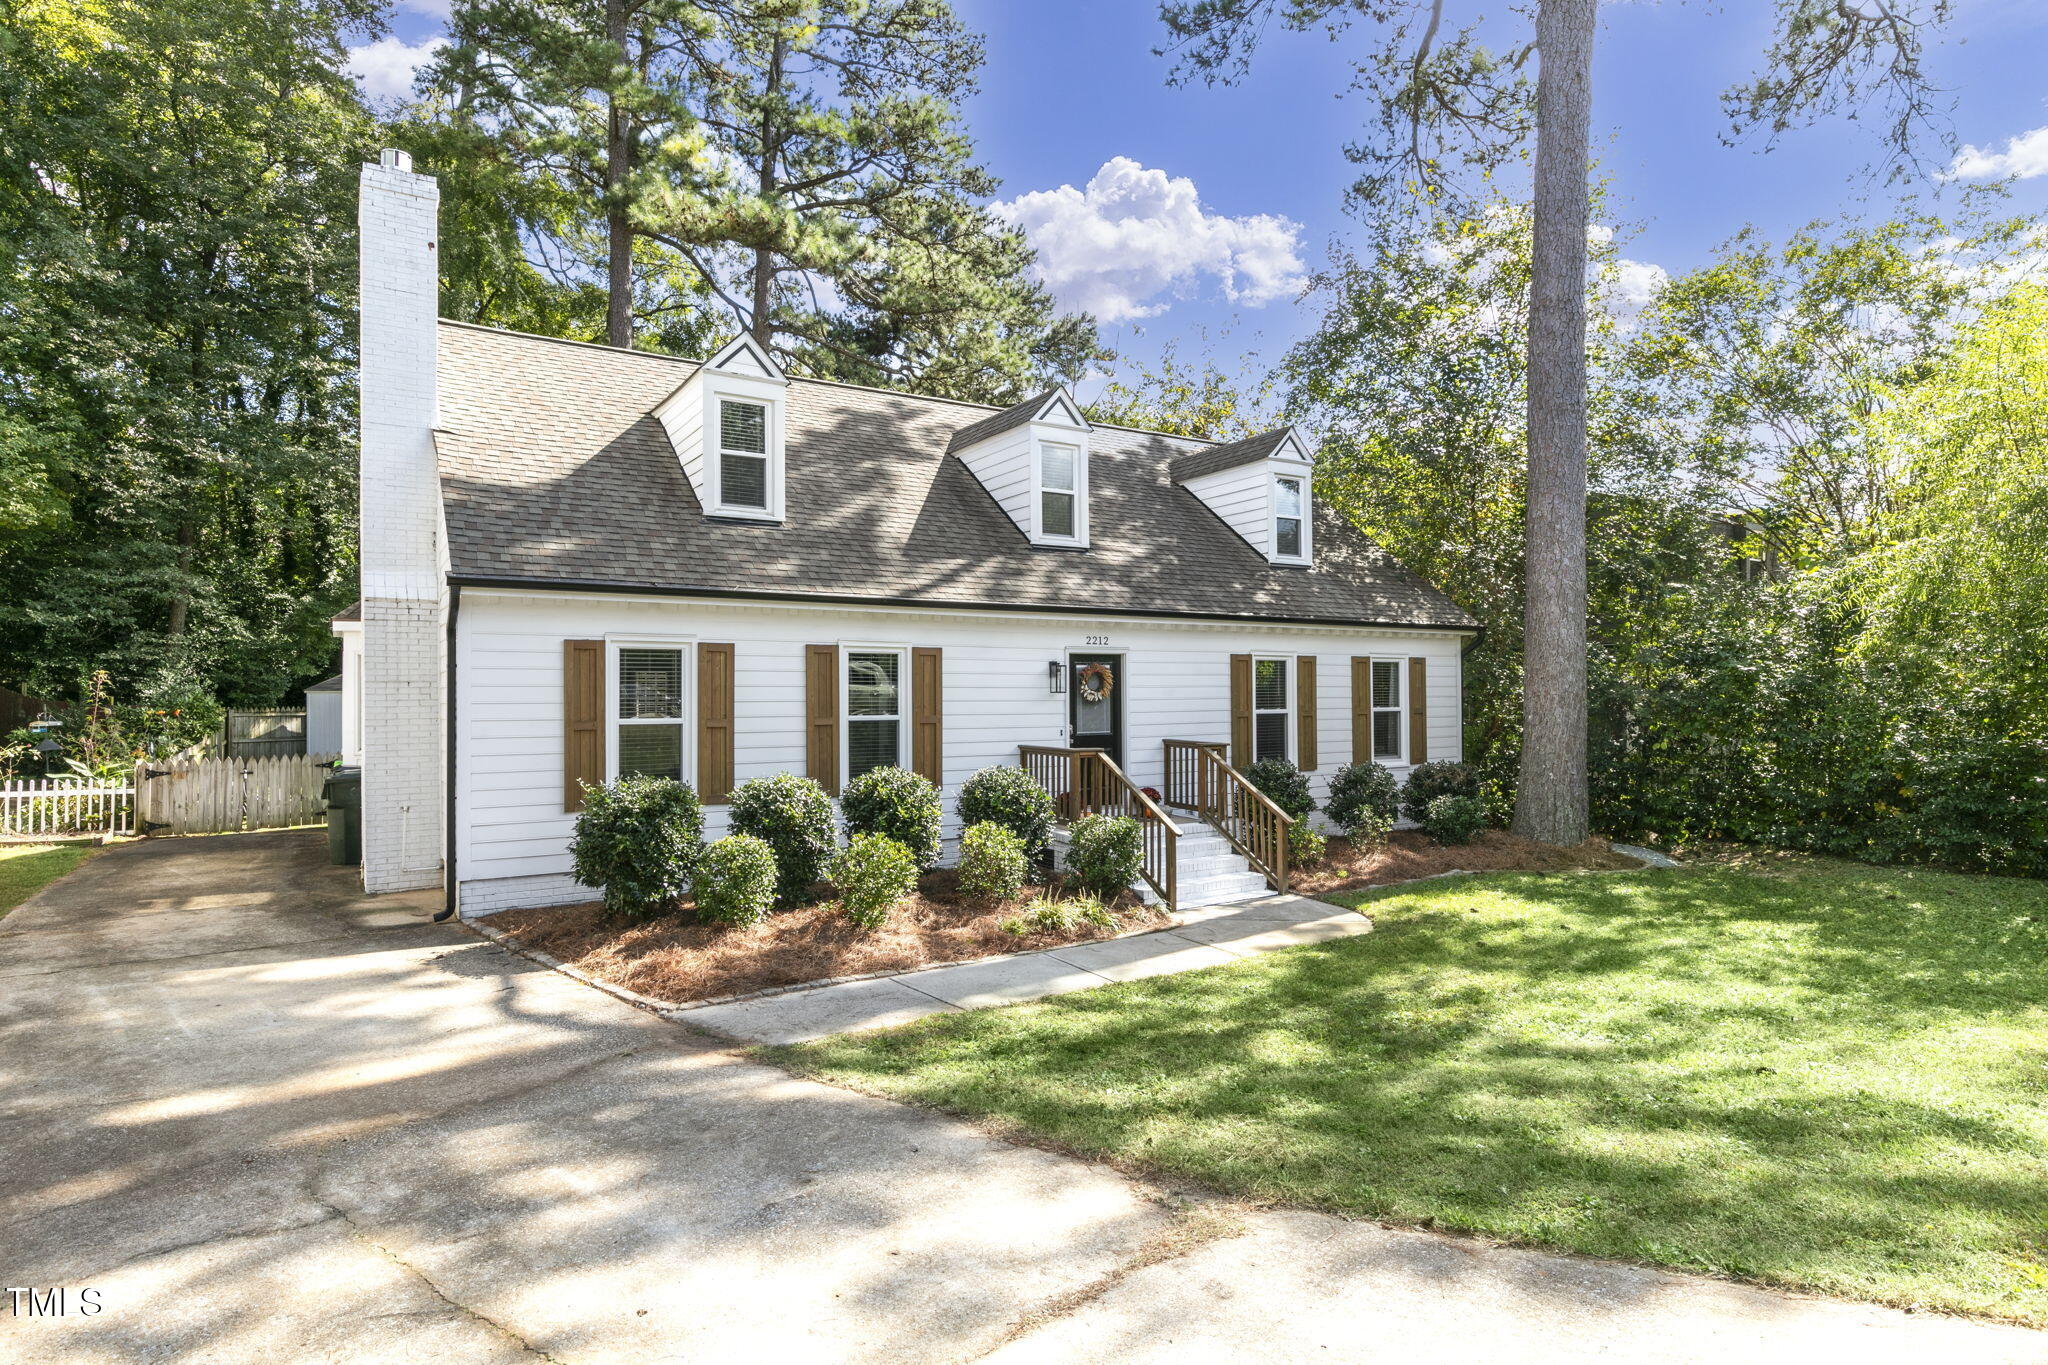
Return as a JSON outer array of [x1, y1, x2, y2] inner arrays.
[[322, 767, 361, 866]]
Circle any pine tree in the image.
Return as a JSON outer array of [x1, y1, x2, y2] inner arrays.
[[636, 0, 1102, 401], [426, 0, 728, 348]]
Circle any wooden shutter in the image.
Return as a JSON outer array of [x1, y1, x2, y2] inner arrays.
[[1351, 657, 1372, 763], [698, 643, 735, 804], [563, 639, 605, 812], [1296, 656, 1318, 771], [805, 644, 840, 795], [1229, 653, 1253, 767], [1408, 656, 1429, 765], [911, 647, 943, 786]]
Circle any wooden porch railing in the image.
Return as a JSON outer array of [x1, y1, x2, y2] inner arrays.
[[1017, 745, 1179, 909], [1161, 739, 1292, 893]]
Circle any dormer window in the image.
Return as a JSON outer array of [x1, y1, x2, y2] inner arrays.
[[719, 399, 770, 511], [1040, 441, 1080, 540], [653, 335, 789, 522], [1274, 476, 1306, 561], [951, 387, 1091, 548], [1171, 424, 1316, 566]]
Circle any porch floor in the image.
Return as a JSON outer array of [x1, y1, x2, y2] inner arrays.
[[676, 895, 1367, 1046]]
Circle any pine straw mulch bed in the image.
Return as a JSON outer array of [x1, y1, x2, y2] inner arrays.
[[1285, 828, 1646, 897], [488, 868, 1165, 1006], [489, 832, 1645, 1006]]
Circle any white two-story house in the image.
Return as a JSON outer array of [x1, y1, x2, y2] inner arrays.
[[341, 150, 1477, 917]]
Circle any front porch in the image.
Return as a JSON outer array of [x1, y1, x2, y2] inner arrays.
[[1019, 741, 1294, 911]]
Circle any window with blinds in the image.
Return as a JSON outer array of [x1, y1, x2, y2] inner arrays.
[[617, 646, 685, 781], [1371, 658, 1403, 761], [1253, 657, 1289, 763], [1040, 441, 1079, 540], [846, 649, 903, 781], [719, 398, 770, 510]]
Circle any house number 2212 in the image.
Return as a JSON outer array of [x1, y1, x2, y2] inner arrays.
[[1084, 636, 1110, 646]]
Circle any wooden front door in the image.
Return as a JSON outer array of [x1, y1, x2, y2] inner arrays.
[[1069, 654, 1123, 768]]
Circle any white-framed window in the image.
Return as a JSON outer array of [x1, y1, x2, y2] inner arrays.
[[1039, 440, 1080, 541], [1253, 656, 1290, 763], [612, 641, 692, 782], [843, 646, 908, 782], [1371, 658, 1404, 762], [716, 397, 772, 514], [1274, 474, 1308, 561]]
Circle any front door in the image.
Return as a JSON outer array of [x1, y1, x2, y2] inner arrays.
[[1069, 653, 1124, 768]]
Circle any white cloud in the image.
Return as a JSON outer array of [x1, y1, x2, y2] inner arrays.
[[993, 157, 1306, 323], [1603, 257, 1670, 328], [346, 35, 447, 103], [1946, 124, 2048, 180]]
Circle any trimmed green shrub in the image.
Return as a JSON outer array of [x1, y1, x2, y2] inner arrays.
[[1288, 821, 1328, 867], [958, 765, 1057, 856], [568, 775, 704, 921], [1000, 894, 1115, 937], [1346, 807, 1397, 850], [829, 832, 920, 930], [1242, 757, 1315, 820], [693, 834, 777, 927], [958, 821, 1028, 903], [1400, 760, 1481, 823], [839, 766, 943, 870], [1326, 761, 1399, 838], [1066, 812, 1143, 897], [728, 773, 837, 904], [1422, 793, 1487, 845]]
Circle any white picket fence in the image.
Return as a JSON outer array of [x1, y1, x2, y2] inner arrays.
[[0, 780, 136, 838], [0, 755, 338, 840], [136, 755, 336, 836]]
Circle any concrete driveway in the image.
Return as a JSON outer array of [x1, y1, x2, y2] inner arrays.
[[2, 833, 2041, 1364]]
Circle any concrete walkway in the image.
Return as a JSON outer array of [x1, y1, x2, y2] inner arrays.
[[680, 896, 1371, 1044], [3, 832, 2041, 1364]]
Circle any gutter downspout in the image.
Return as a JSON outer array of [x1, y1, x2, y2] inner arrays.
[[434, 583, 461, 923]]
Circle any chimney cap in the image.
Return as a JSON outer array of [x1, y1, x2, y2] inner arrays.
[[379, 148, 414, 173]]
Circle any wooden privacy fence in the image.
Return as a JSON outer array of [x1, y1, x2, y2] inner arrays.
[[135, 754, 336, 836], [0, 779, 136, 838]]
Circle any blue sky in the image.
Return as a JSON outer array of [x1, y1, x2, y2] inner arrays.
[[356, 0, 2048, 394]]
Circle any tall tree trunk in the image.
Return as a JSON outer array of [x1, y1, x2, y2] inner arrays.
[[748, 34, 785, 353], [1513, 0, 1595, 846], [604, 0, 633, 348]]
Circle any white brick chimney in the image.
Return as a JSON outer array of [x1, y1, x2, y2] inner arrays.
[[358, 149, 447, 894]]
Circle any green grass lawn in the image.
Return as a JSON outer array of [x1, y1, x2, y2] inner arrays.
[[775, 858, 2048, 1324], [0, 841, 96, 918]]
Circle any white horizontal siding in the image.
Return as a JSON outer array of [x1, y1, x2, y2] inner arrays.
[[656, 392, 705, 499], [1182, 461, 1271, 555], [954, 425, 1034, 540], [454, 591, 1470, 912]]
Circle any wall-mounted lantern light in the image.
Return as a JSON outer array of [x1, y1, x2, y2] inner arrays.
[[1047, 660, 1066, 694]]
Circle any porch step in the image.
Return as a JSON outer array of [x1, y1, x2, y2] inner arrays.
[[1164, 811, 1279, 909], [1175, 871, 1274, 907], [1052, 811, 1278, 911]]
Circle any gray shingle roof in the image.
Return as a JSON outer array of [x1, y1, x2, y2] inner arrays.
[[943, 387, 1067, 453], [434, 323, 1476, 631], [1168, 427, 1297, 483]]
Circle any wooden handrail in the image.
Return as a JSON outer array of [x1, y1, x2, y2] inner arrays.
[[1160, 738, 1292, 893], [1017, 745, 1180, 908]]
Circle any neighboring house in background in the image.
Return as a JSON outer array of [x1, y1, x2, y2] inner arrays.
[[343, 150, 1477, 917], [330, 602, 363, 768], [305, 676, 344, 757]]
